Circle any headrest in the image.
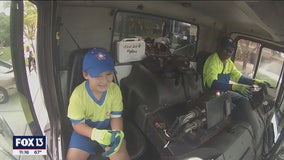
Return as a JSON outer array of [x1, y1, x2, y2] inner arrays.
[[145, 37, 171, 57]]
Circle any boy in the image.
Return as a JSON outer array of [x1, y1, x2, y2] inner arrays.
[[66, 48, 130, 160]]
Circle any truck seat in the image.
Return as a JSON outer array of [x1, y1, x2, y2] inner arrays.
[[66, 48, 146, 160]]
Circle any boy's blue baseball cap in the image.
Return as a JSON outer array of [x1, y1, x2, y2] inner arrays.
[[82, 48, 115, 78]]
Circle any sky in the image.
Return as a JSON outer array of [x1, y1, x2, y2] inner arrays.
[[0, 1, 10, 16]]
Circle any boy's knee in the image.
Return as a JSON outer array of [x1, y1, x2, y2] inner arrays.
[[109, 140, 130, 160], [116, 140, 127, 154], [66, 148, 90, 160]]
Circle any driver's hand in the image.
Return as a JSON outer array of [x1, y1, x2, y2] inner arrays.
[[254, 79, 271, 87], [232, 84, 251, 96]]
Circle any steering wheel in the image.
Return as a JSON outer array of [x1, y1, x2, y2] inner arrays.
[[249, 85, 266, 109]]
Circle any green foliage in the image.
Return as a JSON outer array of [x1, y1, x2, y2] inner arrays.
[[0, 1, 38, 52], [23, 1, 37, 52], [235, 60, 277, 87], [0, 1, 37, 65], [256, 73, 277, 88], [0, 47, 11, 61], [0, 13, 10, 47]]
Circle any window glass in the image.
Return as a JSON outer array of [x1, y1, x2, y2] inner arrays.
[[235, 39, 284, 88], [0, 1, 47, 159], [0, 2, 19, 159], [235, 39, 261, 78], [113, 12, 198, 58], [256, 48, 284, 87]]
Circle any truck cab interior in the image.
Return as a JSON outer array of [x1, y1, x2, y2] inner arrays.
[[9, 1, 284, 160]]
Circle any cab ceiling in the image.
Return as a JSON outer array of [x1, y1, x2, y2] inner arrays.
[[56, 1, 284, 45]]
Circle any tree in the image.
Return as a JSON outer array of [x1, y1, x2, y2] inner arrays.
[[23, 1, 37, 53], [0, 13, 10, 47], [2, 1, 37, 52]]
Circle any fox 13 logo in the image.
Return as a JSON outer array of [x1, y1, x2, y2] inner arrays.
[[13, 136, 47, 155]]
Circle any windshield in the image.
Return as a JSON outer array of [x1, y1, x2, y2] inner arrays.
[[113, 11, 198, 59]]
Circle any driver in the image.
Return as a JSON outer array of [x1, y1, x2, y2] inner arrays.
[[203, 36, 269, 96], [202, 36, 269, 144]]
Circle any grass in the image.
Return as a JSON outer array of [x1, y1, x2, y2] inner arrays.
[[0, 47, 11, 62], [255, 73, 277, 87], [235, 62, 277, 87], [0, 46, 30, 66]]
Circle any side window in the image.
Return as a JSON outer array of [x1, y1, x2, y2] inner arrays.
[[0, 2, 21, 159], [235, 38, 284, 88], [235, 39, 261, 78], [256, 48, 284, 87], [0, 1, 48, 159]]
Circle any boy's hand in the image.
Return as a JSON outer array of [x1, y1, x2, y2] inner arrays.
[[232, 84, 250, 96], [91, 128, 112, 146], [101, 130, 124, 157]]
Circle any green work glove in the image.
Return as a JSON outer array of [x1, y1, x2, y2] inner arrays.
[[91, 128, 112, 146], [254, 79, 271, 87], [232, 84, 250, 96], [101, 130, 124, 157]]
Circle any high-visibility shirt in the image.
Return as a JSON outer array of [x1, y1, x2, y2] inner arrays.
[[203, 52, 242, 91], [67, 81, 123, 129]]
